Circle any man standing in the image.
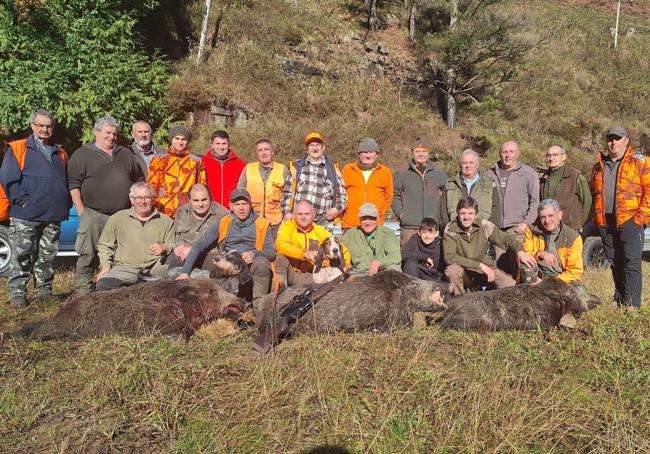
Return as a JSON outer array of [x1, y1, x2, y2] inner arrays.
[[486, 139, 539, 274], [130, 120, 166, 176], [341, 137, 393, 229], [0, 110, 72, 307], [393, 135, 447, 245], [96, 182, 174, 291], [147, 125, 206, 218], [540, 145, 592, 231], [281, 132, 347, 232], [275, 199, 351, 287], [177, 189, 274, 300], [341, 203, 401, 276], [520, 199, 583, 283], [442, 149, 498, 223], [169, 183, 228, 267], [68, 116, 144, 294], [591, 127, 650, 309], [237, 139, 288, 235], [444, 197, 533, 296], [202, 130, 246, 209]]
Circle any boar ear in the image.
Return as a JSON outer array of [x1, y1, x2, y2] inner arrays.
[[372, 269, 415, 289]]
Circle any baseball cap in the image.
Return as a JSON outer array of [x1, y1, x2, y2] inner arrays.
[[605, 126, 628, 139], [229, 188, 252, 203], [358, 202, 378, 218], [304, 132, 324, 146], [358, 137, 380, 153]]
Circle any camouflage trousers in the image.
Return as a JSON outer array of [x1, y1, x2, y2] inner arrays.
[[7, 217, 61, 298]]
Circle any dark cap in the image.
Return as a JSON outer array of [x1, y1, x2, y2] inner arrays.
[[412, 135, 432, 151], [358, 137, 380, 153], [605, 126, 628, 139], [229, 188, 252, 203], [168, 125, 191, 141]]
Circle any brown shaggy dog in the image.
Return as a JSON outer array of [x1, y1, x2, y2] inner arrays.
[[254, 270, 448, 334], [439, 278, 601, 331], [5, 279, 248, 341]]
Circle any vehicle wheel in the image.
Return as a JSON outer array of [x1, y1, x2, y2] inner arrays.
[[0, 225, 13, 277], [582, 236, 609, 269]]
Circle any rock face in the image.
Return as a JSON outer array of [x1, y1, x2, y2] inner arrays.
[[5, 279, 248, 340], [254, 270, 449, 334], [439, 279, 601, 331]]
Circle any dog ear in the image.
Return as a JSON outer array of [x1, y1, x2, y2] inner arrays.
[[313, 250, 324, 273], [238, 265, 253, 285]]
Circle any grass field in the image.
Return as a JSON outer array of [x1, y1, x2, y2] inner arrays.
[[1, 264, 648, 453]]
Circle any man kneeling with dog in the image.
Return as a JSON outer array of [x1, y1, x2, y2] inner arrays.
[[177, 188, 275, 300], [275, 199, 351, 287]]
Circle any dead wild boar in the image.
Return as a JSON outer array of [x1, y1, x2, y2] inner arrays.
[[4, 279, 247, 341], [439, 278, 601, 331], [254, 269, 449, 334]]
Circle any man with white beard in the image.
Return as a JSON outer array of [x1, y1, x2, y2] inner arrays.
[[130, 120, 166, 176]]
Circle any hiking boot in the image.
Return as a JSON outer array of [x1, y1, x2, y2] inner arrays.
[[10, 296, 27, 308]]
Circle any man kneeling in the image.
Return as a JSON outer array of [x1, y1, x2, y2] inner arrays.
[[443, 196, 534, 295], [520, 198, 583, 283], [176, 189, 274, 300], [96, 182, 174, 291]]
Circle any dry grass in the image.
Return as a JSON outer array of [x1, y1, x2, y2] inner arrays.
[[1, 263, 649, 452]]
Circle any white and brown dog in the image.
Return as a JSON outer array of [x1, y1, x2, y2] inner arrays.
[[312, 236, 347, 284]]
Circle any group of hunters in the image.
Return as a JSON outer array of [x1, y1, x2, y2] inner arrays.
[[1, 111, 648, 311]]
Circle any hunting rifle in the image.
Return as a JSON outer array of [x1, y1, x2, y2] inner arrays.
[[253, 272, 349, 353]]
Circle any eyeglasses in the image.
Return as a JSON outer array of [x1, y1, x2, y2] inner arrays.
[[132, 196, 154, 201], [32, 123, 54, 130], [545, 153, 564, 158]]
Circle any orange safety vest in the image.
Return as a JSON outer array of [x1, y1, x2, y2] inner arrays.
[[245, 162, 285, 225], [217, 215, 270, 251], [0, 139, 68, 221]]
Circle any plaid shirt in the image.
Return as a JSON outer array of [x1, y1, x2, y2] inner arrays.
[[281, 156, 347, 230]]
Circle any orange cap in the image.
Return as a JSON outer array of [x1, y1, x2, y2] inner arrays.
[[304, 132, 324, 146]]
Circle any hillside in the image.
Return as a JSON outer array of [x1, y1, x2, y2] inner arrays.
[[165, 0, 650, 177]]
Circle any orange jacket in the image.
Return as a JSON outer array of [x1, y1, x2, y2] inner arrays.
[[147, 149, 207, 218], [523, 223, 583, 282], [341, 161, 393, 228], [591, 145, 650, 227]]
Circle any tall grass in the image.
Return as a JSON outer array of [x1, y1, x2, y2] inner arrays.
[[1, 265, 649, 452]]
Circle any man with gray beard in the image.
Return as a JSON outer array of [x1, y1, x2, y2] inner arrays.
[[130, 120, 166, 177]]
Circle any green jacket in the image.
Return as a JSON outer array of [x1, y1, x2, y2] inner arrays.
[[442, 172, 498, 223], [443, 218, 522, 272], [341, 226, 401, 272], [98, 207, 174, 269]]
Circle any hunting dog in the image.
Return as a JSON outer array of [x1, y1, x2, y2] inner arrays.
[[312, 236, 347, 284]]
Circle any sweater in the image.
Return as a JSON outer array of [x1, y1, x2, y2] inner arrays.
[[68, 144, 144, 215], [97, 208, 174, 268], [486, 161, 539, 228]]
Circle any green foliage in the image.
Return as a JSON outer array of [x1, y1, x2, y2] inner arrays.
[[0, 0, 170, 140]]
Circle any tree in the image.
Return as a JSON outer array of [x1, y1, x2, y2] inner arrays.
[[0, 0, 170, 142], [365, 0, 379, 32], [421, 0, 536, 128]]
